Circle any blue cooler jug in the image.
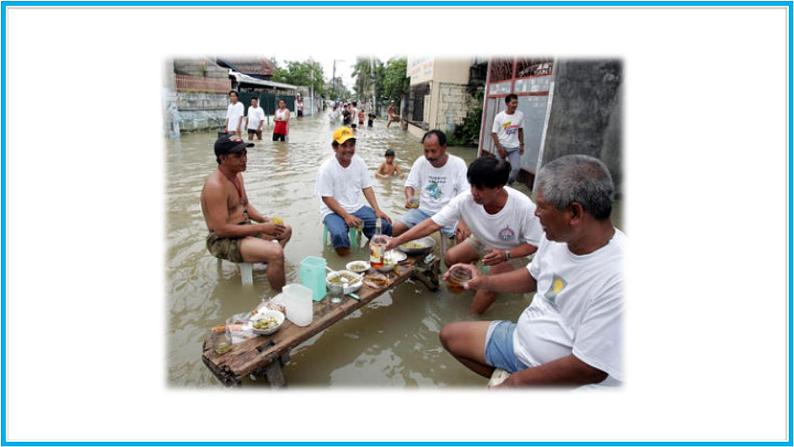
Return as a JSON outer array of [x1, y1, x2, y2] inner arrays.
[[299, 256, 327, 301]]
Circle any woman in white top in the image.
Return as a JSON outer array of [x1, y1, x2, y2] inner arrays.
[[273, 99, 290, 142]]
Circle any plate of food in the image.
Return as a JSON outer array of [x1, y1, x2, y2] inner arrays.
[[326, 270, 363, 295], [345, 260, 370, 274], [249, 309, 285, 335], [398, 237, 436, 256], [363, 272, 391, 289]]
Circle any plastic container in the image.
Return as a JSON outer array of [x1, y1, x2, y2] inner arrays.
[[270, 283, 313, 327], [300, 256, 327, 301]]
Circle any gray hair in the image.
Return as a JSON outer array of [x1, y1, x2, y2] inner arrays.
[[535, 154, 615, 220]]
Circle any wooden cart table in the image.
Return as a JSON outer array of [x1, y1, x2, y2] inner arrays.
[[202, 254, 441, 387]]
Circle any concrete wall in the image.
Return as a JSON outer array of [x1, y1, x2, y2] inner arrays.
[[541, 59, 623, 194], [176, 92, 228, 132], [433, 82, 470, 135]]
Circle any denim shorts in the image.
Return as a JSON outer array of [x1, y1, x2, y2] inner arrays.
[[399, 208, 455, 237], [484, 320, 528, 373]]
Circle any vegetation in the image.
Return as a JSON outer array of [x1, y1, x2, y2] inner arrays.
[[380, 57, 409, 104], [448, 88, 484, 147], [272, 59, 326, 96]]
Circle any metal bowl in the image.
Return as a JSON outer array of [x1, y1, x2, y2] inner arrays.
[[326, 270, 363, 295], [398, 236, 436, 256]]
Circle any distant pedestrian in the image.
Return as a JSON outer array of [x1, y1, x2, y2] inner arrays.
[[387, 102, 399, 128], [342, 103, 352, 126], [296, 96, 304, 119], [368, 112, 375, 128], [273, 99, 290, 142], [357, 107, 365, 127], [245, 97, 265, 141], [491, 94, 525, 185], [350, 101, 359, 131], [224, 91, 245, 137]]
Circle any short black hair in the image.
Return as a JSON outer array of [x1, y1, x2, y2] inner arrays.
[[505, 93, 518, 104], [385, 149, 395, 157], [467, 156, 510, 189], [351, 101, 357, 107], [422, 129, 447, 147], [229, 90, 238, 97]]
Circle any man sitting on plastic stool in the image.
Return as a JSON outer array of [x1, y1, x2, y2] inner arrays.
[[316, 126, 392, 256], [200, 135, 292, 291]]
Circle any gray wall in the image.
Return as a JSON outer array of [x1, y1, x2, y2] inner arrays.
[[542, 60, 623, 195]]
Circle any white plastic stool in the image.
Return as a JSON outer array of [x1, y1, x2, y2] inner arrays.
[[216, 258, 254, 286]]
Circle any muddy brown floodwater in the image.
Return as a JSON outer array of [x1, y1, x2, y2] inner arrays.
[[165, 113, 621, 388]]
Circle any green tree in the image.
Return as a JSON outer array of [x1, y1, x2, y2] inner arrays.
[[351, 57, 384, 102], [272, 59, 326, 96], [381, 57, 409, 104]]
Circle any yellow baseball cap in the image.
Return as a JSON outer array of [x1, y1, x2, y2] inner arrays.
[[332, 126, 356, 145]]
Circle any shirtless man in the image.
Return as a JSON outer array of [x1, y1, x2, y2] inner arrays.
[[375, 149, 403, 179], [200, 135, 293, 291]]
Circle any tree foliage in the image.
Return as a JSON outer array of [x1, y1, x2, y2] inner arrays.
[[350, 57, 384, 101], [272, 59, 326, 96], [381, 57, 410, 103]]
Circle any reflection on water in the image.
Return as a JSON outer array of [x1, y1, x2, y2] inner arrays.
[[167, 115, 538, 387]]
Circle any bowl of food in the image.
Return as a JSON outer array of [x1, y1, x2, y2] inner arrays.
[[398, 237, 436, 256], [345, 260, 370, 274], [250, 309, 285, 335], [326, 270, 363, 295]]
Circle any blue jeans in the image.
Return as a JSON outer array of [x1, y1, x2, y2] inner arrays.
[[399, 208, 455, 238], [484, 320, 529, 373], [499, 146, 521, 185], [323, 206, 393, 249]]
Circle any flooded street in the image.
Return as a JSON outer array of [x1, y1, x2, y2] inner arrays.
[[166, 114, 543, 387]]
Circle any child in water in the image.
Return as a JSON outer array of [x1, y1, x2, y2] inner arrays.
[[375, 149, 404, 179]]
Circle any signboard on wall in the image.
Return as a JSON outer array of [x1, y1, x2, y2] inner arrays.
[[407, 57, 434, 85]]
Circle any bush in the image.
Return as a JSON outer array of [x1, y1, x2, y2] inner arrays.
[[448, 89, 484, 147]]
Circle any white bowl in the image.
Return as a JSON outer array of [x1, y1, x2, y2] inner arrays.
[[250, 309, 285, 335], [345, 260, 370, 274], [326, 270, 363, 295]]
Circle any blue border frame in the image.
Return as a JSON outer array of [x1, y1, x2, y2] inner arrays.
[[1, 1, 791, 445]]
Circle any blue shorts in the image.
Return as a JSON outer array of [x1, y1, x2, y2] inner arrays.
[[399, 208, 455, 238], [484, 320, 529, 373]]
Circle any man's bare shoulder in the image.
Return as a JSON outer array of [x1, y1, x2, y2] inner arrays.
[[202, 171, 226, 195]]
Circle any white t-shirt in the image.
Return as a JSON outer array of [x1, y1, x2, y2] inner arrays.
[[492, 110, 525, 148], [515, 229, 625, 385], [246, 106, 265, 130], [315, 155, 374, 219], [226, 102, 245, 132], [432, 187, 543, 250], [405, 155, 469, 215]]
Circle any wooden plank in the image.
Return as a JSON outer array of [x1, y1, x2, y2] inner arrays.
[[203, 256, 438, 384]]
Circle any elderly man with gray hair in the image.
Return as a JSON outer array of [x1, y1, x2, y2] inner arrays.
[[439, 154, 624, 388]]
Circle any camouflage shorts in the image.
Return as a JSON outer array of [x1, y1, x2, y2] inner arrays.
[[206, 225, 264, 263]]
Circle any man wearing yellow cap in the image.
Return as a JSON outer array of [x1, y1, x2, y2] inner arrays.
[[315, 127, 393, 256]]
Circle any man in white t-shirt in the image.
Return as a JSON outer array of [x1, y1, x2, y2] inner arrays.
[[316, 126, 393, 256], [392, 129, 469, 239], [224, 91, 245, 136], [491, 94, 525, 185], [385, 156, 543, 314], [245, 97, 266, 141], [439, 155, 624, 388]]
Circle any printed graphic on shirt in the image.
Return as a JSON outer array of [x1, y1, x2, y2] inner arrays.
[[544, 274, 567, 305], [498, 225, 516, 242], [425, 181, 442, 200], [502, 120, 520, 136]]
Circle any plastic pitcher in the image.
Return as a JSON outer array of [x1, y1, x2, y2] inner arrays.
[[281, 284, 313, 327], [300, 256, 327, 301]]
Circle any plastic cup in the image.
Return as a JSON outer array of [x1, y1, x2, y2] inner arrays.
[[327, 281, 344, 304], [446, 267, 472, 295], [407, 197, 420, 209]]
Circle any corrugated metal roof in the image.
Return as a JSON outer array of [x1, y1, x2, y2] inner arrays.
[[230, 70, 298, 90]]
